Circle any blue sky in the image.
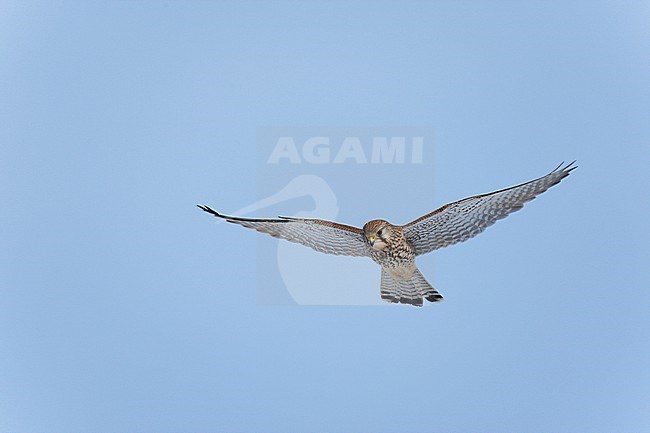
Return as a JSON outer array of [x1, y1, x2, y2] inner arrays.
[[1, 1, 649, 432]]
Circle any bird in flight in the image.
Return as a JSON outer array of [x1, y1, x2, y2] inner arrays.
[[198, 161, 576, 307]]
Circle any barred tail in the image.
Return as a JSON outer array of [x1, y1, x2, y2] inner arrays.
[[380, 268, 444, 307]]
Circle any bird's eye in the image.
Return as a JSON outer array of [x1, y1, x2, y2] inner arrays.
[[377, 229, 383, 237]]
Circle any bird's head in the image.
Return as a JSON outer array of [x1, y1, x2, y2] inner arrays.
[[363, 219, 393, 251]]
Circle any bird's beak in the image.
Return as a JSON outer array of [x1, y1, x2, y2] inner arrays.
[[368, 235, 376, 245]]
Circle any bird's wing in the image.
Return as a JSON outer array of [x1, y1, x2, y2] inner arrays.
[[198, 205, 370, 257], [403, 161, 576, 256]]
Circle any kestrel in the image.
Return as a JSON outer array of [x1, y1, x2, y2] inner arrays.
[[199, 162, 576, 306]]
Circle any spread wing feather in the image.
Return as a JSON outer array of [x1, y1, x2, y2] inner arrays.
[[403, 161, 576, 256], [197, 205, 369, 257]]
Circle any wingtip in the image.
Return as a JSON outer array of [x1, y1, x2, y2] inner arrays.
[[197, 204, 223, 218], [567, 159, 578, 170], [561, 160, 578, 174], [553, 160, 578, 174]]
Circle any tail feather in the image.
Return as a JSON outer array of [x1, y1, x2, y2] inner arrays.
[[380, 268, 443, 307]]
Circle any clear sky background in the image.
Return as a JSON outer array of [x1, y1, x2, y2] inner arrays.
[[2, 1, 649, 432]]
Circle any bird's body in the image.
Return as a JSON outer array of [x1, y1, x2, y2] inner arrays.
[[364, 220, 415, 275], [362, 220, 441, 306], [199, 162, 576, 307]]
